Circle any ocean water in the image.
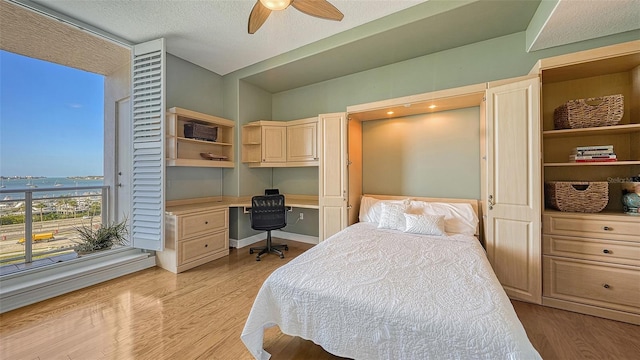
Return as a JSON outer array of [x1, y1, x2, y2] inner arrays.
[[0, 177, 104, 200]]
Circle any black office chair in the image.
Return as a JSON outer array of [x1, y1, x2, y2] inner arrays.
[[249, 194, 288, 261]]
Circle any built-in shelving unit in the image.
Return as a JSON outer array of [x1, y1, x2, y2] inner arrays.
[[537, 44, 640, 212], [166, 107, 235, 168], [532, 40, 640, 325]]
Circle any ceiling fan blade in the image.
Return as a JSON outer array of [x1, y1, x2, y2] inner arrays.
[[291, 0, 344, 21], [248, 1, 272, 34]]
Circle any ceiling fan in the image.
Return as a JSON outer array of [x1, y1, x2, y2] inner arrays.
[[248, 0, 344, 34]]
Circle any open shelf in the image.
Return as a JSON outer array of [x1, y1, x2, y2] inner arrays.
[[166, 107, 235, 168], [544, 161, 640, 167], [543, 124, 640, 138]]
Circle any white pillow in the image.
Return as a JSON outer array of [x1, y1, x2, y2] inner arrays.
[[378, 202, 408, 230], [359, 196, 408, 224], [403, 213, 446, 236], [408, 201, 478, 235]]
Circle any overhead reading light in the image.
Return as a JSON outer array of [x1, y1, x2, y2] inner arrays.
[[387, 111, 395, 115], [249, 0, 344, 34], [429, 105, 437, 109], [259, 0, 291, 11]]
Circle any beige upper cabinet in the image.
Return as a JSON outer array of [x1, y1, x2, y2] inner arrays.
[[485, 76, 542, 304], [262, 125, 287, 163], [242, 118, 318, 167], [287, 119, 318, 163]]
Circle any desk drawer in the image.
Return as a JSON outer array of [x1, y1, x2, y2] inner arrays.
[[544, 214, 640, 240], [543, 235, 640, 266], [179, 230, 228, 266], [180, 209, 228, 239], [544, 256, 640, 314]]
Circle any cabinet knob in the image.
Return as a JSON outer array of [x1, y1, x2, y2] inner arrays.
[[603, 226, 612, 231], [205, 244, 208, 248], [603, 284, 610, 289], [205, 221, 208, 224], [603, 249, 611, 254]]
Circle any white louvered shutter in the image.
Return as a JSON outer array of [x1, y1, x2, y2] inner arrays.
[[130, 39, 165, 251]]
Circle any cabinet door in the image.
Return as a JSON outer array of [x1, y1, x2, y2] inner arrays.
[[287, 122, 317, 162], [485, 77, 542, 304], [318, 113, 347, 241], [261, 126, 286, 162]]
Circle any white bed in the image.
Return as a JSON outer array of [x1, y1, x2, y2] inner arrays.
[[241, 197, 541, 360]]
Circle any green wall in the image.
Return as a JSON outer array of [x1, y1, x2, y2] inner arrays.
[[170, 26, 639, 240], [267, 30, 640, 204], [230, 80, 273, 239], [165, 54, 226, 201], [362, 107, 480, 198], [271, 31, 640, 119]]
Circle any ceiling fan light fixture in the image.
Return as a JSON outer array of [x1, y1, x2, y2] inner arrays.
[[259, 0, 291, 11]]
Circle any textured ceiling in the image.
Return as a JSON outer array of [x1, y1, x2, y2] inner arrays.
[[6, 0, 639, 93], [27, 0, 426, 75], [529, 0, 640, 51]]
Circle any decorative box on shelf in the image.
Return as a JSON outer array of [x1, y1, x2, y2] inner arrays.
[[545, 181, 609, 213], [184, 122, 218, 142], [553, 94, 624, 129]]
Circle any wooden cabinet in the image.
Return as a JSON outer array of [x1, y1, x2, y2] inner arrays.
[[166, 107, 235, 168], [158, 206, 229, 273], [242, 118, 318, 167], [318, 112, 348, 241], [287, 119, 318, 163], [543, 212, 640, 324], [485, 77, 542, 304], [262, 125, 287, 163], [531, 40, 640, 324]]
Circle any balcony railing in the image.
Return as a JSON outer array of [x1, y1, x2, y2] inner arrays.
[[0, 185, 109, 274]]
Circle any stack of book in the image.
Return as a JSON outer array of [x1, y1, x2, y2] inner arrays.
[[570, 145, 617, 162]]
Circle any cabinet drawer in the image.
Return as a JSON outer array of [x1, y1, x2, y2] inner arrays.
[[179, 230, 228, 266], [543, 235, 640, 266], [544, 214, 640, 240], [180, 209, 228, 238], [544, 256, 640, 314]]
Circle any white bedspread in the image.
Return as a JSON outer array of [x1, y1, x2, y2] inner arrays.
[[241, 222, 541, 360]]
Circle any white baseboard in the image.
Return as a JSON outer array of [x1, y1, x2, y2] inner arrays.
[[0, 248, 156, 313], [230, 231, 318, 248]]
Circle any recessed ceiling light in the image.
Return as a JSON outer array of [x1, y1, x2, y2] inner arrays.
[[428, 105, 437, 109], [387, 111, 394, 115]]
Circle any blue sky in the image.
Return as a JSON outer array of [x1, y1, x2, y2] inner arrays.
[[0, 50, 104, 177]]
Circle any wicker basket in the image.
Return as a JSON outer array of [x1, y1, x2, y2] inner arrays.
[[553, 94, 624, 129], [545, 181, 609, 213]]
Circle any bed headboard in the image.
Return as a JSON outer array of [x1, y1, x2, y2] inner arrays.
[[362, 194, 483, 242]]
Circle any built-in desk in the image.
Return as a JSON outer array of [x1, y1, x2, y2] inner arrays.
[[159, 195, 318, 273], [165, 194, 319, 215]]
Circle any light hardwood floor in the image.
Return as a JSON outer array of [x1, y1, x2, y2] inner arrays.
[[1, 240, 639, 360]]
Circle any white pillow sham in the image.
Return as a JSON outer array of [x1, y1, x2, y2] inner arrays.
[[403, 213, 446, 236], [359, 196, 409, 224], [378, 202, 408, 231], [407, 201, 478, 235]]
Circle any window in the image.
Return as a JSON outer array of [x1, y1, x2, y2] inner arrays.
[[0, 50, 107, 271], [0, 1, 131, 272]]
